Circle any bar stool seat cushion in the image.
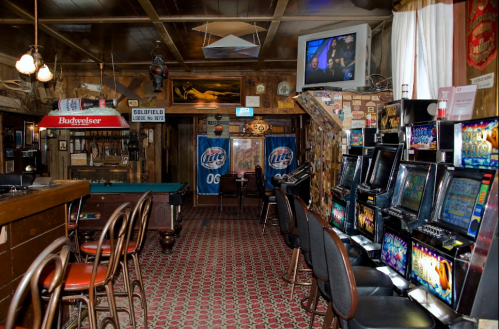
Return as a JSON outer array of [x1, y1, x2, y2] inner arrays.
[[68, 220, 78, 230], [347, 296, 436, 329], [344, 243, 364, 266], [265, 194, 276, 203], [42, 263, 108, 291], [353, 267, 393, 296], [80, 240, 136, 255]]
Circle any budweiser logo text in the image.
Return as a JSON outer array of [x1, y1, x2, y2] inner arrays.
[[58, 117, 102, 125]]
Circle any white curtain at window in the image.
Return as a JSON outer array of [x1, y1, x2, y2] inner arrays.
[[417, 2, 453, 98], [392, 8, 417, 100]]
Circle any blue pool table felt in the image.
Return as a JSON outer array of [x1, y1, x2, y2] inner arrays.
[[90, 183, 185, 193]]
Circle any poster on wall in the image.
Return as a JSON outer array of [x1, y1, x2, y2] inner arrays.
[[231, 137, 264, 177], [467, 0, 497, 71], [264, 135, 296, 188], [197, 135, 230, 195]]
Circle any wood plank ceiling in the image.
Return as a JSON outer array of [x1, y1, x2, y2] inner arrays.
[[0, 0, 392, 73]]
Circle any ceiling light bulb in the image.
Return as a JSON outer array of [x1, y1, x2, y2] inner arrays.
[[37, 64, 53, 82], [15, 53, 36, 74]]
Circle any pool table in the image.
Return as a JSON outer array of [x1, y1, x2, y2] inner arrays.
[[79, 182, 189, 254]]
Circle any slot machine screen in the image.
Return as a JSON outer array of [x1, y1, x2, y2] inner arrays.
[[381, 229, 409, 276], [331, 201, 346, 229], [356, 203, 375, 240], [368, 149, 396, 189], [399, 168, 428, 213], [340, 157, 357, 189], [349, 129, 363, 147], [440, 177, 480, 232], [412, 242, 453, 305]]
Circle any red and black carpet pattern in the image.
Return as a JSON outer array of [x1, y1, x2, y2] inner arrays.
[[88, 200, 327, 328]]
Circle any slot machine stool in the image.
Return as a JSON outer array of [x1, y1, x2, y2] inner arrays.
[[323, 226, 436, 329]]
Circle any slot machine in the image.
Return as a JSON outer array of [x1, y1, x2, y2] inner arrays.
[[345, 127, 377, 156], [408, 117, 498, 326], [351, 143, 404, 257], [406, 120, 455, 163], [377, 99, 437, 145], [271, 162, 311, 204]]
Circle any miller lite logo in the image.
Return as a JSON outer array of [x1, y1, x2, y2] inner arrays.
[[201, 147, 226, 170], [268, 146, 293, 169]]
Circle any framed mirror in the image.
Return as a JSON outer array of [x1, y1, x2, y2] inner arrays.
[[24, 121, 34, 148]]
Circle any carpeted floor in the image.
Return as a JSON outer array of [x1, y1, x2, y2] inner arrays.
[[88, 198, 327, 328]]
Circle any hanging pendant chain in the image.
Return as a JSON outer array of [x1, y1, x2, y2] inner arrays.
[[111, 53, 117, 93]]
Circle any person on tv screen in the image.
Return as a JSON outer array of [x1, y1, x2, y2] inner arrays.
[[326, 38, 342, 72], [305, 56, 325, 84], [340, 34, 356, 80], [324, 57, 343, 82]]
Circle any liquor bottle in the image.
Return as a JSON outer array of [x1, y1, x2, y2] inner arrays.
[[52, 98, 117, 111], [437, 100, 447, 120]]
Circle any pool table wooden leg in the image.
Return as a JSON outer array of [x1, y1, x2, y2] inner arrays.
[[159, 230, 175, 254]]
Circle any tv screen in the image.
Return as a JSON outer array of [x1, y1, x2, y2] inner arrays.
[[340, 158, 357, 189], [368, 150, 396, 189], [412, 242, 453, 305], [381, 230, 409, 276], [331, 201, 346, 229], [356, 203, 375, 239], [296, 23, 371, 92], [440, 177, 480, 231], [399, 169, 428, 212]]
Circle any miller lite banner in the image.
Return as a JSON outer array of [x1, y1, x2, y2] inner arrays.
[[265, 135, 296, 188], [197, 135, 230, 195]]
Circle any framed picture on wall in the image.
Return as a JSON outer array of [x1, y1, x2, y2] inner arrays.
[[171, 76, 243, 105], [5, 160, 14, 173], [230, 136, 264, 177], [59, 140, 67, 151], [15, 130, 23, 149], [24, 121, 34, 148]]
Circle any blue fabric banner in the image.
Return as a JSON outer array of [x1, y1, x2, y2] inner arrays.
[[264, 135, 296, 188], [197, 135, 230, 195]]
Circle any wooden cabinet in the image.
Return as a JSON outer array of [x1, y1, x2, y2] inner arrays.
[[68, 165, 129, 183]]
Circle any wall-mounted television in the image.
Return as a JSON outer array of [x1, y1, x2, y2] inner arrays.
[[296, 23, 372, 92]]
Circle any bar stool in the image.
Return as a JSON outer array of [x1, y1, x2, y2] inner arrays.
[[1, 236, 71, 329], [323, 226, 436, 329], [67, 197, 84, 262], [80, 191, 153, 329], [42, 202, 131, 329], [257, 166, 278, 233], [307, 210, 393, 328], [275, 188, 312, 298]]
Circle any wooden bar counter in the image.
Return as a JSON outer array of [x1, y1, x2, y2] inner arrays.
[[0, 180, 89, 323]]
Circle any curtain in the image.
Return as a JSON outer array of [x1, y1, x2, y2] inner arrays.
[[417, 2, 454, 98], [392, 6, 417, 100]]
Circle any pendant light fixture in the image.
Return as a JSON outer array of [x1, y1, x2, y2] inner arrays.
[[15, 0, 53, 82]]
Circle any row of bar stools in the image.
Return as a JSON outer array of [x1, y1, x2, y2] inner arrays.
[[79, 191, 153, 329]]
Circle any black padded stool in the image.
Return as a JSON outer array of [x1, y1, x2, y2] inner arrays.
[[323, 226, 436, 329], [307, 209, 394, 328]]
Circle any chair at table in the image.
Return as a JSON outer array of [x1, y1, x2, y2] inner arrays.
[[256, 166, 277, 232], [2, 236, 71, 329], [275, 188, 312, 298], [67, 197, 84, 262], [218, 174, 239, 213], [323, 226, 436, 329], [80, 191, 153, 329], [241, 172, 259, 208], [306, 209, 393, 328], [42, 202, 131, 329]]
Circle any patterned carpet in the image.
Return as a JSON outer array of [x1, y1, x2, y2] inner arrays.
[[99, 198, 328, 329]]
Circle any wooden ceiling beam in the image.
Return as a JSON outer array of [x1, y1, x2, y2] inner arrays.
[[0, 15, 392, 25], [1, 0, 103, 64], [255, 0, 290, 71], [137, 0, 190, 72]]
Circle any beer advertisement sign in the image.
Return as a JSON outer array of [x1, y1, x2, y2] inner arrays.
[[467, 0, 498, 70]]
